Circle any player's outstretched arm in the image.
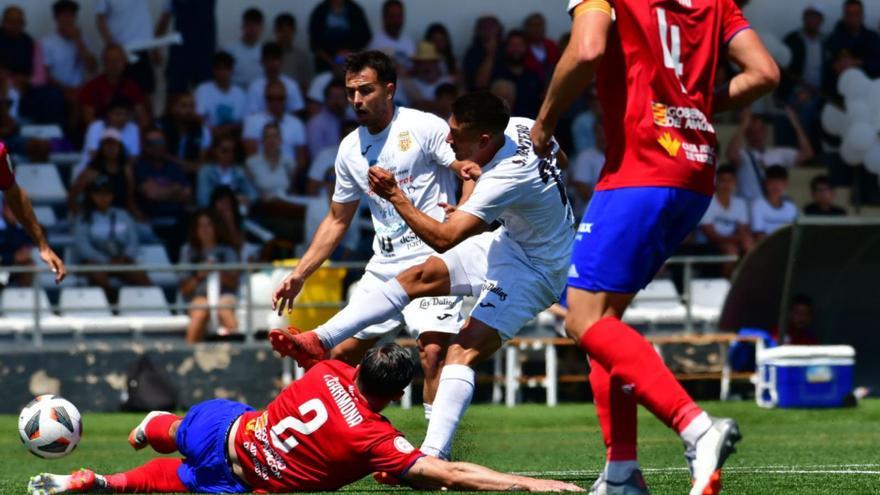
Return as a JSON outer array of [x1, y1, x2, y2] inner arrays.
[[368, 167, 488, 253], [714, 29, 780, 113], [402, 456, 584, 492], [272, 200, 358, 315], [4, 184, 66, 282], [532, 2, 612, 155]]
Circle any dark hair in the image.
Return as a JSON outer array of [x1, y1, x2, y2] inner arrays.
[[765, 165, 788, 181], [274, 12, 296, 30], [208, 186, 243, 239], [82, 174, 116, 222], [358, 343, 416, 399], [262, 41, 283, 60], [186, 209, 221, 256], [345, 50, 397, 86], [452, 92, 510, 135], [324, 78, 346, 99], [716, 164, 736, 177], [212, 51, 235, 69], [52, 0, 78, 16], [425, 23, 457, 74], [506, 29, 528, 44], [382, 0, 404, 15], [791, 293, 813, 308], [243, 7, 264, 24], [435, 82, 458, 99], [810, 174, 832, 191], [524, 12, 545, 25], [751, 113, 772, 125], [261, 121, 280, 137], [844, 0, 863, 9], [105, 96, 133, 115]]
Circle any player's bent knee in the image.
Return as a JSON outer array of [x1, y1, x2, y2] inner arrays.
[[397, 258, 451, 296]]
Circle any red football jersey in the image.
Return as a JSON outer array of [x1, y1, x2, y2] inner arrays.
[[0, 142, 16, 190], [233, 361, 424, 492], [571, 0, 749, 195]]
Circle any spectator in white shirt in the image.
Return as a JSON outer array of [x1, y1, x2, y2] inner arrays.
[[43, 1, 96, 108], [726, 107, 814, 201], [569, 121, 605, 218], [400, 41, 453, 114], [77, 98, 141, 177], [246, 41, 305, 115], [245, 122, 311, 226], [195, 52, 247, 137], [751, 165, 799, 240], [699, 165, 754, 277], [369, 0, 415, 70], [306, 79, 347, 157], [95, 0, 157, 94], [225, 8, 265, 88], [243, 80, 308, 180], [307, 119, 359, 197]]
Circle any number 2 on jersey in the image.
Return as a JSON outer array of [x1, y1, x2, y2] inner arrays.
[[270, 399, 329, 453]]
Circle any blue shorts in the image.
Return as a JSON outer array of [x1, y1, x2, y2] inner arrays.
[[176, 399, 254, 494], [568, 187, 710, 294]]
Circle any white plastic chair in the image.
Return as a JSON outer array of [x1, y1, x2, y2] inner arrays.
[[0, 287, 67, 334], [690, 278, 731, 324], [136, 245, 178, 287], [623, 279, 687, 326], [238, 270, 287, 334], [58, 287, 131, 333], [118, 286, 189, 333], [13, 164, 67, 204]]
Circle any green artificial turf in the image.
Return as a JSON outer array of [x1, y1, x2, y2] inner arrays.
[[3, 400, 879, 494]]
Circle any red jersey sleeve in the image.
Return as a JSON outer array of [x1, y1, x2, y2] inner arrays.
[[721, 0, 750, 45], [0, 142, 16, 190], [364, 428, 425, 476]]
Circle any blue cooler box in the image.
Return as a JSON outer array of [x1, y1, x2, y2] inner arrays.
[[756, 345, 855, 408]]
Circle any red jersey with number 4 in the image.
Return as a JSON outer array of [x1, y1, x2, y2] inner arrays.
[[569, 0, 750, 195], [0, 142, 16, 190], [233, 360, 424, 492]]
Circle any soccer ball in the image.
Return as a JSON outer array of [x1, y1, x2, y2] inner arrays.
[[18, 395, 82, 459]]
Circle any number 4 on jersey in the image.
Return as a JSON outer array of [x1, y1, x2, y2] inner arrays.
[[657, 8, 682, 76]]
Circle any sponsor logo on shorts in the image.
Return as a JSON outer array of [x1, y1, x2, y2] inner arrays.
[[436, 313, 454, 321], [578, 223, 593, 234], [481, 281, 508, 301], [568, 264, 580, 279], [394, 436, 415, 453], [419, 297, 457, 309]]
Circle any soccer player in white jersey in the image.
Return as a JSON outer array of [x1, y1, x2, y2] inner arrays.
[[271, 51, 475, 422], [271, 92, 576, 461]]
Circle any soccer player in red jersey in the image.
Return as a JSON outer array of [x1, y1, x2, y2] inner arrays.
[[0, 142, 66, 282], [28, 344, 582, 494], [531, 0, 779, 494]]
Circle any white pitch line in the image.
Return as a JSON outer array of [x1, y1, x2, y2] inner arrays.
[[515, 465, 880, 477]]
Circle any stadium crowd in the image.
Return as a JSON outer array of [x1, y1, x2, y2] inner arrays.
[[0, 0, 876, 340]]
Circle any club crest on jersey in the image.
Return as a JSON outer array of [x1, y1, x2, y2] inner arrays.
[[398, 131, 412, 152], [394, 436, 415, 454]]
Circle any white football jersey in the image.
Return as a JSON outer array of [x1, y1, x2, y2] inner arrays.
[[458, 117, 577, 274], [333, 107, 458, 264]]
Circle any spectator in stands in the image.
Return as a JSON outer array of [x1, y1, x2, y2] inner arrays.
[[369, 0, 415, 70], [778, 5, 826, 153], [305, 47, 350, 115], [823, 0, 880, 95], [489, 79, 517, 115], [155, 0, 217, 94], [0, 197, 35, 287], [42, 0, 97, 131], [246, 122, 297, 201], [432, 82, 458, 120], [424, 23, 458, 78], [179, 210, 240, 343], [159, 92, 211, 176], [243, 80, 308, 171], [569, 121, 606, 219], [569, 88, 601, 155], [308, 0, 372, 72], [726, 107, 814, 202], [700, 165, 754, 277], [273, 13, 313, 93], [463, 15, 504, 91], [209, 186, 245, 253], [96, 0, 158, 95], [73, 175, 151, 302], [0, 6, 38, 89], [78, 97, 140, 177], [804, 174, 847, 215], [197, 136, 256, 208], [225, 8, 265, 88], [306, 79, 346, 158], [79, 44, 149, 129], [246, 41, 306, 116], [771, 294, 819, 345], [751, 165, 798, 240], [69, 129, 141, 220], [488, 30, 543, 117], [307, 119, 359, 197], [135, 127, 191, 257], [401, 42, 453, 113], [195, 52, 247, 138], [522, 12, 559, 83]]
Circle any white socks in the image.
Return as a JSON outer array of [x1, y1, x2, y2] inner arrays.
[[680, 412, 712, 449], [423, 403, 432, 422], [605, 460, 640, 483], [315, 278, 410, 348], [420, 364, 475, 459]]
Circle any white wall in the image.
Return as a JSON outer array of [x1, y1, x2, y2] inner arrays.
[[2, 0, 879, 62]]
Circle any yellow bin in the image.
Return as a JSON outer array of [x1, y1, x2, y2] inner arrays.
[[274, 259, 347, 330]]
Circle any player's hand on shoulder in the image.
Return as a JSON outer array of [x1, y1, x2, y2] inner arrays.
[[367, 166, 399, 200], [458, 161, 482, 181], [530, 120, 554, 157], [272, 272, 305, 315]]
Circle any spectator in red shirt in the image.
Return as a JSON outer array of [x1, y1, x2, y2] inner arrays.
[[522, 12, 560, 84], [771, 294, 819, 345], [79, 44, 149, 129]]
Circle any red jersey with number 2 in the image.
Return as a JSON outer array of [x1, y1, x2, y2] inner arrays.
[[569, 0, 750, 195], [233, 360, 424, 492]]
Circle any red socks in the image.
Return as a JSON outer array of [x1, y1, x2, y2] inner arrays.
[[589, 359, 638, 461], [145, 414, 182, 454], [580, 317, 703, 435], [105, 458, 188, 493]]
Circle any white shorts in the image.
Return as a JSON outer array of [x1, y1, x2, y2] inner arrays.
[[352, 263, 464, 341], [438, 231, 566, 340]]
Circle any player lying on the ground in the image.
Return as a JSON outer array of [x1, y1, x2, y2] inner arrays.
[[529, 0, 780, 493], [270, 92, 576, 462], [28, 344, 582, 494]]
